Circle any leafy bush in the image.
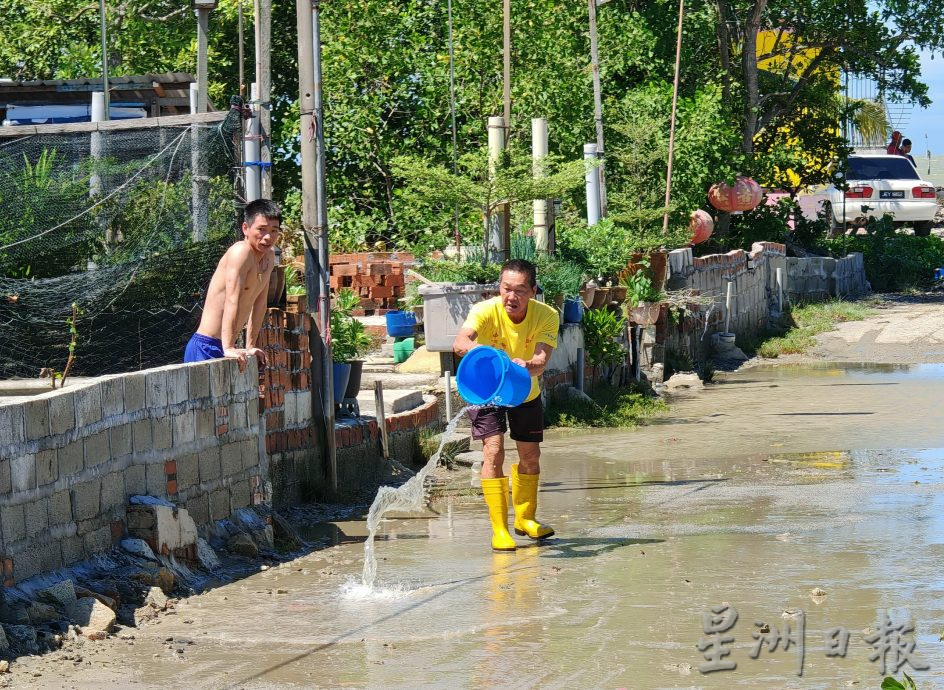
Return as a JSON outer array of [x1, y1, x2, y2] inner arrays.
[[821, 227, 944, 292], [544, 383, 665, 429], [418, 258, 500, 284], [582, 306, 625, 368], [536, 256, 585, 301], [620, 258, 665, 307]]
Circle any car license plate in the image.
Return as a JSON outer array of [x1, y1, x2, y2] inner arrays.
[[880, 190, 905, 199]]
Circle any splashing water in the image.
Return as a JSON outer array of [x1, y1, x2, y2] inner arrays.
[[361, 407, 469, 589]]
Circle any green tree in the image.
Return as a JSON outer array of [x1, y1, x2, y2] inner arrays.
[[391, 146, 588, 257], [0, 0, 244, 107]]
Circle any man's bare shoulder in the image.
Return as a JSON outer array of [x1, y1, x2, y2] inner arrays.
[[222, 241, 253, 267]]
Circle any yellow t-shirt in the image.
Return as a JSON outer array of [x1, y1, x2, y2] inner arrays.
[[462, 296, 559, 402]]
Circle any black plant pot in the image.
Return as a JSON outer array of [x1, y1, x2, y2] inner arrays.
[[343, 359, 364, 400]]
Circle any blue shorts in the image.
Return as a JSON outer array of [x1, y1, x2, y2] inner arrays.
[[184, 333, 224, 362]]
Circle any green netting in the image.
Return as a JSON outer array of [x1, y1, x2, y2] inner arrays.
[[0, 104, 245, 378]]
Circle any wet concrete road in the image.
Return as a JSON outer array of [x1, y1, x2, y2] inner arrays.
[[16, 363, 944, 689]]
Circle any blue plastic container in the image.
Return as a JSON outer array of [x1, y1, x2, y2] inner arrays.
[[563, 297, 584, 323], [385, 310, 416, 337], [456, 346, 531, 407], [333, 362, 351, 402]]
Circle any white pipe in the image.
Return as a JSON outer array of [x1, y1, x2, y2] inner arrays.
[[584, 143, 601, 226], [532, 118, 549, 252], [776, 266, 784, 312], [195, 8, 209, 114], [724, 281, 734, 333], [487, 116, 506, 259], [244, 82, 262, 203], [90, 92, 105, 198]]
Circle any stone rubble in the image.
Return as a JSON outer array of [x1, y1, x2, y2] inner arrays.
[[0, 501, 286, 679]]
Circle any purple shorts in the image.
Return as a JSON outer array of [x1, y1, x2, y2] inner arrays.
[[467, 396, 544, 443]]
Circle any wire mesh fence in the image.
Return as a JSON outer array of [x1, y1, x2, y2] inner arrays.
[[0, 107, 244, 379]]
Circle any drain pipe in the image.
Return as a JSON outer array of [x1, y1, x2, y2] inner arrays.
[[776, 266, 784, 312], [724, 281, 735, 333], [584, 144, 601, 226], [576, 347, 585, 393], [444, 371, 453, 424]]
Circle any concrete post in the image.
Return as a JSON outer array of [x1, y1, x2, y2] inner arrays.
[[244, 83, 262, 203], [532, 118, 549, 253], [487, 116, 507, 260]]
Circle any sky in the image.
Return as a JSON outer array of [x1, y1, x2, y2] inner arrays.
[[906, 49, 944, 158]]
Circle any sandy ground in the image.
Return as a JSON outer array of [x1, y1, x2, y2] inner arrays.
[[750, 293, 944, 366]]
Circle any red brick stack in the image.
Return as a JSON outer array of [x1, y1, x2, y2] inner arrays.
[[328, 252, 416, 316], [258, 308, 312, 455]]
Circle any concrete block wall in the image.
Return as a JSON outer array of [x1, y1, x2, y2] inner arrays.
[[545, 323, 584, 376], [0, 358, 264, 585], [832, 252, 869, 298], [661, 243, 869, 369], [671, 243, 778, 339]]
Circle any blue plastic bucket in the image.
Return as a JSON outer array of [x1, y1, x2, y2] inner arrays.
[[456, 346, 531, 407], [563, 297, 583, 323], [385, 310, 416, 337]]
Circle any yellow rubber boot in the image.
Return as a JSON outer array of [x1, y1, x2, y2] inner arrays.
[[511, 464, 555, 539], [481, 477, 517, 552]]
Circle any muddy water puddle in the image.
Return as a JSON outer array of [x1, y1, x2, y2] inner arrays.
[[14, 363, 944, 689]]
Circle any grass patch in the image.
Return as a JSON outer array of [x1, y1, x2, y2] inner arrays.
[[741, 299, 874, 359], [544, 382, 666, 429]]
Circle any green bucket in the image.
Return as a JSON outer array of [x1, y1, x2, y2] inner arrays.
[[393, 337, 415, 364]]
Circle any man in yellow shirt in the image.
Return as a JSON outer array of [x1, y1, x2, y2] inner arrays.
[[454, 259, 559, 551]]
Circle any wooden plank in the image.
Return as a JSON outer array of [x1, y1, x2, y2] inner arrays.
[[0, 111, 227, 137]]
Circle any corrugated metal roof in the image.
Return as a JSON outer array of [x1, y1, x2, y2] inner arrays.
[[0, 72, 195, 88], [0, 73, 209, 116]]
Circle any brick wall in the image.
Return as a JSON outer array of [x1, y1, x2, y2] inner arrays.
[[259, 305, 442, 503], [328, 252, 416, 315], [0, 358, 264, 585]]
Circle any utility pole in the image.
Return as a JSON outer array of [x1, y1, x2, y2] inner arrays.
[[502, 0, 511, 140], [501, 0, 512, 254], [255, 0, 273, 197], [662, 0, 684, 234], [587, 0, 607, 217], [297, 0, 337, 494], [448, 0, 460, 253], [190, 0, 217, 242]]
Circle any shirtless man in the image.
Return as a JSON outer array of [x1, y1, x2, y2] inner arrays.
[[183, 198, 281, 370]]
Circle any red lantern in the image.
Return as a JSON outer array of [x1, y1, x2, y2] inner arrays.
[[708, 176, 763, 212], [689, 209, 714, 244]]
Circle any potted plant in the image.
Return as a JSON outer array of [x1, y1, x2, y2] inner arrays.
[[284, 264, 307, 314], [331, 288, 373, 403], [582, 304, 626, 384], [536, 257, 585, 322], [621, 259, 665, 326]]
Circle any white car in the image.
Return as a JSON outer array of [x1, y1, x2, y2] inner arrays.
[[823, 154, 937, 236]]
